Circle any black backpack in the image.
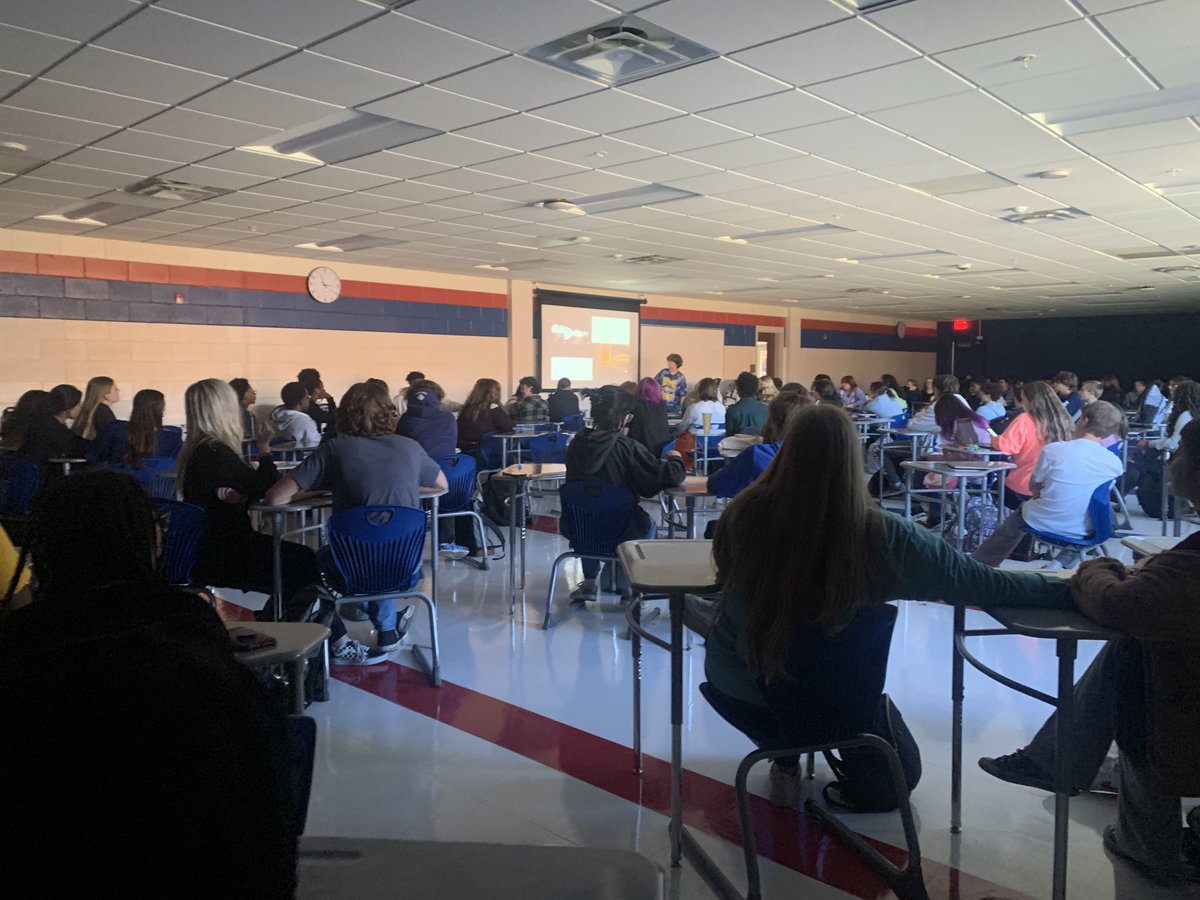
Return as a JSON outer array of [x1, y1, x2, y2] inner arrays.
[[822, 694, 922, 813]]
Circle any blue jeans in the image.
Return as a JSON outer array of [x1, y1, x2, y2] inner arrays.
[[318, 546, 407, 632]]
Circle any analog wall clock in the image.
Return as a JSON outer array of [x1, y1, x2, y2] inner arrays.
[[307, 266, 341, 304]]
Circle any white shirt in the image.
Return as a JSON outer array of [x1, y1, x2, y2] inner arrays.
[[1022, 439, 1124, 537], [866, 393, 903, 418], [1155, 410, 1193, 451], [683, 399, 726, 432]]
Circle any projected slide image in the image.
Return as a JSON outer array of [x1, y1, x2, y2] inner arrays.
[[539, 304, 639, 389]]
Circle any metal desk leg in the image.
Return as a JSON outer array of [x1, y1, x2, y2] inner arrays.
[[951, 604, 965, 834], [289, 659, 306, 714], [508, 484, 518, 615], [685, 496, 696, 540], [632, 600, 642, 774], [519, 484, 527, 591], [271, 510, 285, 621], [955, 479, 967, 551], [1052, 639, 1077, 900], [997, 470, 1008, 522], [669, 590, 684, 866], [429, 495, 439, 607]]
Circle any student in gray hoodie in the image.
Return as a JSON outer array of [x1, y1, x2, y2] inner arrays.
[[269, 382, 321, 447]]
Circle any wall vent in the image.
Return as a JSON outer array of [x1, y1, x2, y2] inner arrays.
[[126, 177, 230, 203]]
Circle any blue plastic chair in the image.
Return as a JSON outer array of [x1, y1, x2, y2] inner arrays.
[[1107, 441, 1133, 531], [529, 432, 568, 464], [0, 453, 41, 518], [437, 454, 493, 570], [1026, 480, 1115, 562], [890, 413, 908, 430], [698, 603, 926, 900], [326, 505, 440, 686], [533, 422, 558, 433], [115, 455, 177, 500], [479, 430, 505, 470], [156, 499, 206, 587], [544, 480, 639, 629], [561, 413, 585, 433]]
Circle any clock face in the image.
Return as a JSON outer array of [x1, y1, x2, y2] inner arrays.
[[307, 266, 340, 304]]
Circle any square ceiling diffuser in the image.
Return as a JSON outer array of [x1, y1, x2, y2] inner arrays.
[[525, 15, 716, 86]]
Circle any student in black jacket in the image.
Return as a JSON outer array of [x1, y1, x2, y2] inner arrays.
[[628, 376, 671, 457], [18, 384, 81, 467], [297, 367, 337, 435], [177, 378, 383, 665], [564, 385, 686, 600], [547, 378, 581, 422]]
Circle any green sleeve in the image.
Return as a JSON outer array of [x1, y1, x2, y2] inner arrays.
[[883, 513, 1073, 609]]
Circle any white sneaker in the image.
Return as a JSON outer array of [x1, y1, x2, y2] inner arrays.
[[331, 639, 389, 666], [439, 542, 469, 560], [569, 580, 598, 602]]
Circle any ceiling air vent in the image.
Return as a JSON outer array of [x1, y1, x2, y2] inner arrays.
[[625, 254, 683, 265], [126, 177, 231, 203], [1002, 207, 1088, 224], [526, 16, 716, 85], [1107, 246, 1198, 261], [1153, 264, 1200, 274]]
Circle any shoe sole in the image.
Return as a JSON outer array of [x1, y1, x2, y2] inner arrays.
[[977, 758, 1078, 795], [332, 654, 390, 666]]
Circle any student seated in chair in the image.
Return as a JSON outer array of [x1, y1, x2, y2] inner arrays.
[[706, 404, 1070, 807], [971, 401, 1125, 567], [563, 386, 686, 601], [980, 419, 1200, 889], [724, 371, 769, 436], [270, 382, 321, 448]]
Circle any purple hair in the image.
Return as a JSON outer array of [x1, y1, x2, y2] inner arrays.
[[636, 377, 663, 404], [934, 393, 989, 441]]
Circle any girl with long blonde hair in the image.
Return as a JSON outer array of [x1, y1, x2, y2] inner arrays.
[[73, 376, 119, 443]]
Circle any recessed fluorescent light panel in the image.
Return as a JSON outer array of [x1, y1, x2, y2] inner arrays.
[[1034, 82, 1200, 136], [526, 15, 716, 86], [36, 191, 183, 227], [905, 173, 1016, 196], [573, 183, 699, 213], [296, 233, 404, 253], [242, 111, 440, 165]]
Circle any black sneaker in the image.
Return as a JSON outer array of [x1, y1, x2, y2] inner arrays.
[[377, 606, 415, 651], [1103, 825, 1200, 887], [978, 749, 1069, 794]]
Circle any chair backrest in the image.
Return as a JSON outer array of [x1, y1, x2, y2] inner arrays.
[[1085, 480, 1114, 543], [478, 431, 505, 470], [761, 603, 898, 745], [156, 498, 207, 585], [0, 454, 42, 517], [561, 413, 585, 432], [659, 438, 677, 460], [558, 480, 639, 556], [327, 505, 427, 595], [114, 455, 177, 499], [529, 432, 568, 463], [437, 453, 477, 513], [890, 413, 907, 429], [533, 422, 558, 433]]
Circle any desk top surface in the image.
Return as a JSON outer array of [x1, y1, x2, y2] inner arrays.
[[228, 621, 329, 664], [903, 459, 1015, 474], [664, 475, 713, 496], [499, 462, 567, 478], [252, 493, 332, 513], [617, 539, 718, 593], [1121, 535, 1183, 555], [985, 606, 1116, 642]]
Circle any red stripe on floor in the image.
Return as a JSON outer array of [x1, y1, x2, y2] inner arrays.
[[333, 663, 1032, 900]]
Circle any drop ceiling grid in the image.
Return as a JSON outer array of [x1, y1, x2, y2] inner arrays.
[[0, 0, 1196, 315]]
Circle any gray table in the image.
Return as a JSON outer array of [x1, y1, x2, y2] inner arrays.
[[953, 603, 1117, 900], [617, 540, 718, 876], [298, 837, 663, 899], [662, 476, 714, 539], [229, 621, 329, 713], [901, 459, 1016, 548]]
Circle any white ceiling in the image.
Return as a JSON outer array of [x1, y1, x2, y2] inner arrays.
[[1, 0, 1199, 319]]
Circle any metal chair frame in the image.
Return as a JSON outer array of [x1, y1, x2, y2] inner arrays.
[[437, 454, 494, 571]]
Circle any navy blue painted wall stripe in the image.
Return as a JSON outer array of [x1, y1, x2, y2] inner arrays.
[[641, 318, 757, 347], [800, 326, 936, 353], [0, 272, 508, 337]]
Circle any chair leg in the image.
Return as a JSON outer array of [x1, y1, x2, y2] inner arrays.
[[543, 552, 573, 630], [806, 751, 816, 779], [406, 592, 440, 688], [734, 753, 766, 900], [632, 599, 642, 774]]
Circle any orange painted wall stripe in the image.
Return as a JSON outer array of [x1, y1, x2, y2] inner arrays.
[[802, 318, 938, 338]]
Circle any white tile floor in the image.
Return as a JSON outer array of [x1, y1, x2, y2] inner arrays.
[[270, 496, 1198, 899]]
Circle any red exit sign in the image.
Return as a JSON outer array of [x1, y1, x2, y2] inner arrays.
[[952, 318, 972, 332]]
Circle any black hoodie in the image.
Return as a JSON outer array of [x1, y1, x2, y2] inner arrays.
[[565, 428, 686, 536]]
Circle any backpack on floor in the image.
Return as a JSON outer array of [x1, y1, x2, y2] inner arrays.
[[956, 494, 1000, 554], [1136, 469, 1172, 520], [822, 694, 922, 813]]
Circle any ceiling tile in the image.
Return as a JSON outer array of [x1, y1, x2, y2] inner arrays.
[[471, 153, 589, 182], [1097, 0, 1194, 63], [434, 56, 601, 110], [599, 154, 718, 183], [94, 129, 225, 163], [1069, 119, 1200, 155], [988, 61, 1153, 114], [0, 24, 76, 76], [0, 131, 77, 163], [640, 0, 848, 54], [96, 8, 290, 77], [249, 180, 348, 202], [399, 133, 519, 167], [0, 105, 118, 144], [765, 115, 904, 156], [161, 164, 270, 190], [807, 58, 974, 114], [287, 166, 397, 191], [699, 89, 850, 134], [361, 85, 512, 131], [312, 13, 506, 83], [0, 0, 138, 42], [43, 47, 223, 106], [733, 18, 918, 87], [57, 147, 178, 177], [186, 82, 340, 130], [410, 168, 524, 194], [534, 135, 660, 167], [138, 108, 267, 146], [937, 20, 1128, 88], [405, 0, 612, 52], [243, 52, 417, 107], [673, 136, 797, 169], [19, 162, 133, 190], [158, 0, 378, 47], [7, 80, 164, 126], [536, 90, 683, 131], [337, 151, 454, 180], [457, 114, 595, 152], [612, 116, 746, 154], [870, 0, 1080, 54], [620, 59, 788, 112], [363, 181, 467, 204]]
